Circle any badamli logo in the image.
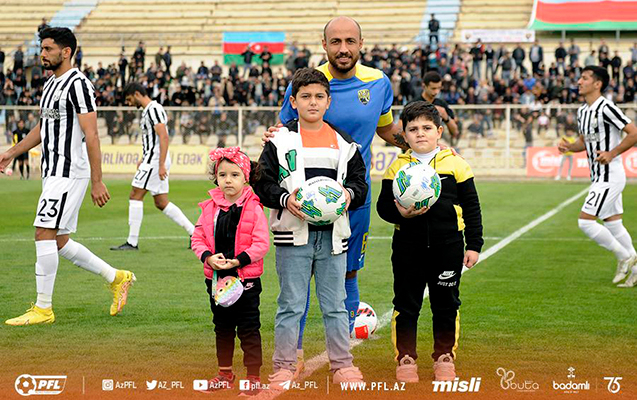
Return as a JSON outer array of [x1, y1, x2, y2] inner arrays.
[[496, 368, 539, 392], [432, 377, 481, 392], [552, 367, 590, 394], [15, 374, 67, 396]]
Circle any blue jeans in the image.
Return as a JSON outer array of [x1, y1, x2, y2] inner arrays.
[[273, 230, 353, 372]]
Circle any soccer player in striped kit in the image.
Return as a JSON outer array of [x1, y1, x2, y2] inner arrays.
[[110, 83, 194, 251], [558, 65, 637, 287], [0, 28, 135, 325]]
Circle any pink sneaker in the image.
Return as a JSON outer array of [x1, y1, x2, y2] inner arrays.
[[433, 354, 456, 381]]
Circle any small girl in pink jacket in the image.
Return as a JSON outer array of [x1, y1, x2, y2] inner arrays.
[[191, 147, 270, 395]]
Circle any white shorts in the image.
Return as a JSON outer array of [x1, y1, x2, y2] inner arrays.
[[581, 180, 625, 220], [132, 163, 169, 196], [33, 177, 89, 235]]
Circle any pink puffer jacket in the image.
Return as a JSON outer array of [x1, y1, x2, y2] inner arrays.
[[191, 186, 270, 280]]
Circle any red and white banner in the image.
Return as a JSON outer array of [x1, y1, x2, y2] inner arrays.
[[526, 147, 637, 178]]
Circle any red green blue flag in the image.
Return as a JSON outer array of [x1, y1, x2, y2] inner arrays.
[[223, 32, 286, 65], [529, 0, 637, 30]]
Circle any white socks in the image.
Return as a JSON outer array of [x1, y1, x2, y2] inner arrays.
[[127, 200, 144, 246], [162, 202, 195, 236], [604, 220, 637, 257], [58, 239, 117, 283], [578, 219, 630, 260], [35, 240, 58, 309]]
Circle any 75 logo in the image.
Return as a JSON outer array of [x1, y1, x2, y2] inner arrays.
[[603, 377, 622, 394]]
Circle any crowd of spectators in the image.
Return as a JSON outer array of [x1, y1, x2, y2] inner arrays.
[[2, 34, 637, 144]]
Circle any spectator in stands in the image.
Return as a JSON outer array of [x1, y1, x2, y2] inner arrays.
[[163, 46, 172, 75], [625, 79, 635, 103], [611, 50, 622, 82], [598, 39, 609, 62], [470, 39, 484, 80], [555, 41, 567, 73], [498, 50, 515, 84], [14, 46, 24, 71], [134, 41, 145, 70], [584, 50, 596, 67], [242, 45, 255, 78], [155, 47, 163, 69], [210, 60, 222, 83], [429, 14, 440, 45], [75, 46, 83, 68], [485, 44, 495, 81], [0, 46, 4, 73], [529, 39, 543, 76], [118, 53, 128, 87], [568, 38, 580, 67], [261, 45, 272, 65], [512, 43, 525, 75], [37, 18, 49, 35], [623, 60, 634, 86]]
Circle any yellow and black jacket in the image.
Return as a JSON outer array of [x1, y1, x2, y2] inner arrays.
[[377, 149, 483, 252]]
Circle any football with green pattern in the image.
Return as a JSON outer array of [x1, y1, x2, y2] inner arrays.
[[296, 176, 348, 226], [392, 162, 442, 210]]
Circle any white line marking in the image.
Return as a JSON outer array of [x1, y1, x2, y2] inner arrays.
[[255, 187, 588, 399]]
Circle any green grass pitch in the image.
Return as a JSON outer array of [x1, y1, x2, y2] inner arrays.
[[1, 178, 636, 400]]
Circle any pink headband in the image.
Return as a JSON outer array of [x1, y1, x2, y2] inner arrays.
[[209, 147, 251, 180]]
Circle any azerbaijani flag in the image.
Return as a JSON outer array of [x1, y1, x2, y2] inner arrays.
[[529, 0, 637, 30], [223, 32, 286, 65]]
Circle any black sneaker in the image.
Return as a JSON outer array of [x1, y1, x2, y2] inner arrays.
[[110, 242, 139, 251]]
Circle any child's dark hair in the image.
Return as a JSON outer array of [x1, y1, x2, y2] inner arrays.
[[401, 101, 442, 131], [39, 27, 77, 57], [291, 68, 330, 97], [123, 82, 147, 97], [209, 157, 261, 186], [582, 65, 610, 92]]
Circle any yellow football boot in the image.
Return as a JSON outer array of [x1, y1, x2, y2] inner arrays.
[[5, 304, 55, 326], [109, 270, 136, 316]]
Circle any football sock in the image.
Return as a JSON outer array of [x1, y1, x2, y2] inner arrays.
[[35, 240, 58, 309], [127, 200, 144, 247], [58, 239, 117, 283], [604, 220, 637, 257], [297, 283, 311, 350], [19, 163, 24, 177], [162, 202, 195, 235], [345, 275, 359, 334], [579, 219, 630, 260], [26, 164, 30, 179]]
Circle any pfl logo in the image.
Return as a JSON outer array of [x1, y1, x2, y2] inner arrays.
[[15, 374, 67, 396]]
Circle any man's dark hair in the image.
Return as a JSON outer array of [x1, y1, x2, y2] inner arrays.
[[123, 82, 148, 97], [401, 100, 442, 130], [582, 65, 610, 92], [423, 71, 442, 87], [291, 68, 330, 97], [39, 27, 77, 57]]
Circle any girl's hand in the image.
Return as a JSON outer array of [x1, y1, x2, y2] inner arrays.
[[219, 259, 240, 269], [395, 200, 429, 218], [207, 253, 226, 270]]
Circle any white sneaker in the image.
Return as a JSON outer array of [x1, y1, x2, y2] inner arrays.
[[333, 366, 364, 384], [566, 176, 572, 181], [268, 369, 294, 390], [613, 255, 636, 284], [396, 355, 418, 383], [617, 270, 637, 288], [433, 354, 456, 381], [555, 176, 561, 181]]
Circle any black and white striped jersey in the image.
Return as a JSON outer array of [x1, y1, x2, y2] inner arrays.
[[140, 100, 168, 165], [577, 96, 631, 183], [39, 68, 96, 179]]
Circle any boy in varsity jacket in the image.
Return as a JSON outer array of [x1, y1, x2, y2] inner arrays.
[[253, 68, 368, 388], [377, 101, 483, 383]]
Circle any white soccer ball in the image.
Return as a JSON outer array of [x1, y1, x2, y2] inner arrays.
[[296, 176, 347, 226], [351, 302, 378, 339], [392, 162, 441, 210], [5, 167, 13, 176]]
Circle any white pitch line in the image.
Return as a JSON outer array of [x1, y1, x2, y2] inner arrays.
[[256, 187, 588, 399]]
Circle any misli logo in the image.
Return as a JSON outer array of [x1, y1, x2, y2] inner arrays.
[[432, 377, 481, 392], [15, 374, 67, 396]]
